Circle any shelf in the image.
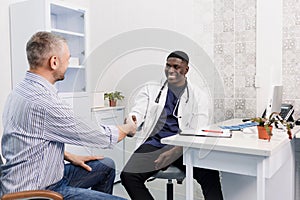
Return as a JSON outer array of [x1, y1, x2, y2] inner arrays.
[[51, 28, 84, 37], [50, 3, 85, 34], [68, 65, 85, 69], [58, 91, 88, 99], [91, 106, 125, 112]]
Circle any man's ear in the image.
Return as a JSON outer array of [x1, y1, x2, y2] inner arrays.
[[185, 65, 189, 74], [49, 56, 59, 70]]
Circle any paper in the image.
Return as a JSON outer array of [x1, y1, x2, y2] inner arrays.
[[91, 92, 104, 108]]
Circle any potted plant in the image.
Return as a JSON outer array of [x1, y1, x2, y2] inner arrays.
[[250, 112, 293, 141], [104, 91, 125, 107]]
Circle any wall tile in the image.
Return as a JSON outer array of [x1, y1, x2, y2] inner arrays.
[[212, 0, 300, 120], [283, 0, 300, 118], [213, 0, 257, 121], [224, 98, 235, 120]]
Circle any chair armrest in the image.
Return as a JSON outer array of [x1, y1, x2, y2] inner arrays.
[[1, 190, 63, 200]]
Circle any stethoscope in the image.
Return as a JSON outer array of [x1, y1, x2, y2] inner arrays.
[[154, 80, 189, 104]]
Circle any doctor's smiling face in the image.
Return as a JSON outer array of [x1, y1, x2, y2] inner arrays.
[[165, 57, 189, 87]]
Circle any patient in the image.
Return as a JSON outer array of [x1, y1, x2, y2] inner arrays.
[[0, 31, 136, 199], [120, 51, 224, 200]]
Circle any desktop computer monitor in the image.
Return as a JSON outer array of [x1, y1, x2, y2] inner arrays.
[[264, 85, 283, 118]]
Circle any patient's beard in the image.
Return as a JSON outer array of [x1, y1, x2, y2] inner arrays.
[[53, 72, 65, 82]]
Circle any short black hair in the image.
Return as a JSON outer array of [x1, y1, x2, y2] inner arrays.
[[167, 51, 189, 64]]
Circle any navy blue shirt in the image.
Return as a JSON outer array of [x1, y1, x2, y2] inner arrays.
[[144, 88, 181, 147]]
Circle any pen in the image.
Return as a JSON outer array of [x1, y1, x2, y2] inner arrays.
[[201, 129, 223, 133]]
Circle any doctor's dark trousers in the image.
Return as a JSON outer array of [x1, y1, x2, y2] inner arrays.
[[120, 144, 223, 200]]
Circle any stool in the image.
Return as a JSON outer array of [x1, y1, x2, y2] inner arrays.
[[148, 165, 185, 200]]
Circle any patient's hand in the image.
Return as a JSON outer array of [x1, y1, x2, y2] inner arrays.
[[64, 152, 103, 172]]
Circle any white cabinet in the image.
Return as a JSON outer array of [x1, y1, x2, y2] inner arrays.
[[91, 106, 125, 182], [295, 139, 300, 200], [10, 0, 87, 94], [51, 3, 86, 93]]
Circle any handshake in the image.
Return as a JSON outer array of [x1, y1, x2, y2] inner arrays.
[[118, 115, 137, 138]]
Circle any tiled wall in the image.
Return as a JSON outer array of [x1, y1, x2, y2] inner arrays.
[[213, 0, 257, 122], [283, 0, 300, 119], [212, 0, 300, 122]]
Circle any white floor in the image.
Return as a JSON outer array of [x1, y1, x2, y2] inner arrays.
[[113, 179, 204, 200]]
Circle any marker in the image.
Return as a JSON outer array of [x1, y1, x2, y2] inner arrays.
[[201, 129, 223, 134], [242, 118, 251, 122]]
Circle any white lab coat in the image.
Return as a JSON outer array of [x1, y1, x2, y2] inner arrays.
[[129, 80, 210, 149]]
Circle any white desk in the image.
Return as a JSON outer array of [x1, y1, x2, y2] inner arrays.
[[162, 119, 299, 200], [294, 131, 300, 200]]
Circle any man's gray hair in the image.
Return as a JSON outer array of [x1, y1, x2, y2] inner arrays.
[[26, 31, 67, 69]]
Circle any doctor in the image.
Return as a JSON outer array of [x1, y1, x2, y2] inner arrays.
[[120, 51, 223, 200]]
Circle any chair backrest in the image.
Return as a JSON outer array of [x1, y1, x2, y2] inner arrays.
[[0, 154, 3, 176]]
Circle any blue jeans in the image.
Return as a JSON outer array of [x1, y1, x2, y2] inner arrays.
[[46, 158, 126, 200]]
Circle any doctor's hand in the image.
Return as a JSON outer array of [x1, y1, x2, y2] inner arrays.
[[154, 146, 183, 170], [123, 115, 137, 137], [117, 115, 137, 141]]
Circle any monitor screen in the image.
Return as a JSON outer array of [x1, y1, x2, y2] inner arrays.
[[265, 85, 283, 117]]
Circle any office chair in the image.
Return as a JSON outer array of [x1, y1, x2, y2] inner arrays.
[[148, 165, 185, 200], [0, 154, 63, 200]]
